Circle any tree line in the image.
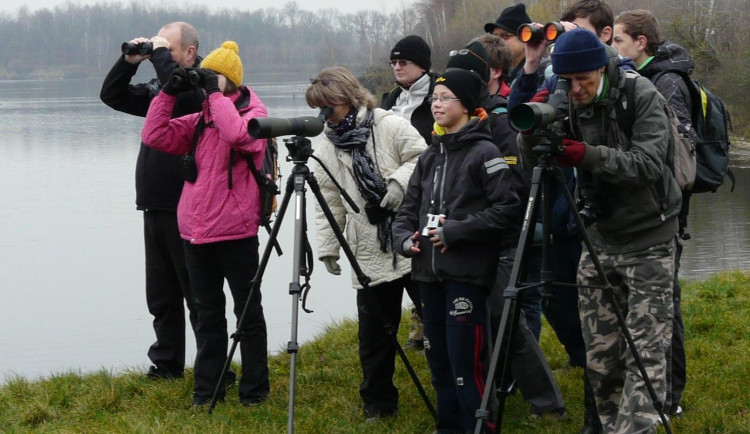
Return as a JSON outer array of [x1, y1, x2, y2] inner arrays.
[[0, 0, 747, 135]]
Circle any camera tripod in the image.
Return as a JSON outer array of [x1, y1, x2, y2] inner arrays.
[[208, 135, 436, 432], [473, 147, 672, 433]]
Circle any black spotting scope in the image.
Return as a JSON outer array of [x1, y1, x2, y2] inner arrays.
[[248, 107, 333, 139], [508, 102, 558, 132]]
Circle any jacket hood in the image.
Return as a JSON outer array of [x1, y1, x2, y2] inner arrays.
[[640, 40, 695, 77]]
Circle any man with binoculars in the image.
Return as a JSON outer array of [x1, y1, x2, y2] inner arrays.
[[100, 22, 204, 381], [517, 28, 679, 434]]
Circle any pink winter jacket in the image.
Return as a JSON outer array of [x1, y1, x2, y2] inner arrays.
[[142, 87, 267, 244]]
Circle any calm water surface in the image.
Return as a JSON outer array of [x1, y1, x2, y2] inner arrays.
[[1, 77, 748, 383]]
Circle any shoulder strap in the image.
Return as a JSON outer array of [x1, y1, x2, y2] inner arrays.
[[650, 69, 702, 125], [614, 74, 638, 139], [189, 115, 206, 156]]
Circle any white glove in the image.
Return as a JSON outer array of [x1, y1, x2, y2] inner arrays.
[[379, 181, 404, 211], [321, 256, 341, 275]]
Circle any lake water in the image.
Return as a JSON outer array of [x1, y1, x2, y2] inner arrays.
[[1, 77, 748, 384]]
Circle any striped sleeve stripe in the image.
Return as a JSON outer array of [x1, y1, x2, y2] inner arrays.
[[485, 157, 509, 174]]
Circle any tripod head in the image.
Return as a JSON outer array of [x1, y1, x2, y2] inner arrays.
[[284, 136, 315, 164]]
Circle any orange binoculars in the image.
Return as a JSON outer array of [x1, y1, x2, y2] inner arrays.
[[518, 22, 566, 43]]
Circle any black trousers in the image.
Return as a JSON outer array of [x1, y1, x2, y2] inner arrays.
[[184, 237, 269, 403], [356, 275, 411, 417], [489, 246, 565, 414], [143, 211, 195, 375]]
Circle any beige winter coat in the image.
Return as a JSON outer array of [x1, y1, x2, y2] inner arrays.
[[314, 106, 428, 288]]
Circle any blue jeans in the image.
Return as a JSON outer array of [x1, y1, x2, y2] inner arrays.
[[420, 281, 494, 434]]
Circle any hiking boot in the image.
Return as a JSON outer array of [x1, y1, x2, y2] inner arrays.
[[530, 407, 569, 421], [223, 369, 237, 388], [191, 396, 222, 409], [241, 396, 267, 407], [404, 338, 424, 351], [666, 405, 684, 418], [146, 365, 183, 380]]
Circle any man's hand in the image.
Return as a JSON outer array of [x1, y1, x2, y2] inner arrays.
[[123, 37, 151, 64], [196, 68, 220, 95], [150, 35, 170, 51], [321, 256, 341, 275], [523, 23, 549, 74], [556, 139, 587, 166]]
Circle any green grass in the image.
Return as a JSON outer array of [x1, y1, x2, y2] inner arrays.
[[1, 271, 748, 433]]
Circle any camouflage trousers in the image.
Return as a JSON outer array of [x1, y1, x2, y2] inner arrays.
[[578, 240, 675, 433]]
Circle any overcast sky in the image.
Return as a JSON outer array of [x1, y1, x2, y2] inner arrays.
[[0, 0, 415, 15]]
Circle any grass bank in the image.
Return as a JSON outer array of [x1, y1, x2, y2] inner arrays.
[[1, 271, 748, 433]]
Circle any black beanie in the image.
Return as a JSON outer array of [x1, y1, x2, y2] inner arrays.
[[445, 41, 491, 83], [484, 3, 531, 35], [435, 69, 483, 113], [391, 35, 432, 71], [551, 28, 608, 74]]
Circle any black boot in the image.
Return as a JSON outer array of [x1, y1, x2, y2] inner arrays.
[[580, 372, 604, 434]]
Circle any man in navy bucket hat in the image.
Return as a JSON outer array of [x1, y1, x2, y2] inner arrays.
[[518, 28, 680, 434]]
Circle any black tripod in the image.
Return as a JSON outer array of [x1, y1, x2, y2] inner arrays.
[[473, 146, 672, 433], [208, 136, 436, 432]]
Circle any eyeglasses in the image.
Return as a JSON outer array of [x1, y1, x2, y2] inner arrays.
[[494, 31, 515, 40], [389, 59, 414, 68], [428, 96, 461, 104], [448, 48, 489, 72]]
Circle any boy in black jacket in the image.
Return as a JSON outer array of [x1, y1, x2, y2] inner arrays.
[[99, 22, 205, 380], [394, 68, 521, 434]]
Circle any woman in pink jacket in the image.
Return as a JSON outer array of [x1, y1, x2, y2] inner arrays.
[[142, 41, 269, 407]]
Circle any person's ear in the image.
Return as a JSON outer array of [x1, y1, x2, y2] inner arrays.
[[187, 46, 197, 63], [490, 67, 502, 81], [637, 35, 649, 52], [599, 26, 613, 44]]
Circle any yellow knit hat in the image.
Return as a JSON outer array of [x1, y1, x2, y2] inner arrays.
[[201, 41, 243, 88]]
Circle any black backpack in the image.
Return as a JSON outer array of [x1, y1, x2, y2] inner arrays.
[[240, 137, 280, 227], [651, 70, 735, 193]]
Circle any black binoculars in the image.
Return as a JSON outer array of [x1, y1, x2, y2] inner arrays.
[[518, 22, 566, 43], [169, 68, 201, 88], [121, 41, 154, 56]]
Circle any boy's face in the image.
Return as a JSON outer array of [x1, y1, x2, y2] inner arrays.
[[431, 84, 468, 133], [612, 24, 645, 65]]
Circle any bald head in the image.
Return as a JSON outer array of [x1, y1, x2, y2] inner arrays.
[[157, 22, 199, 68]]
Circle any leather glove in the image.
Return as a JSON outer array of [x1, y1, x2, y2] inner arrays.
[[321, 256, 341, 275], [556, 139, 586, 166], [162, 68, 190, 96], [379, 181, 404, 211], [196, 68, 220, 95]]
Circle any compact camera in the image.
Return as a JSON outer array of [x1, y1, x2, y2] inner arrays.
[[422, 213, 445, 237]]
